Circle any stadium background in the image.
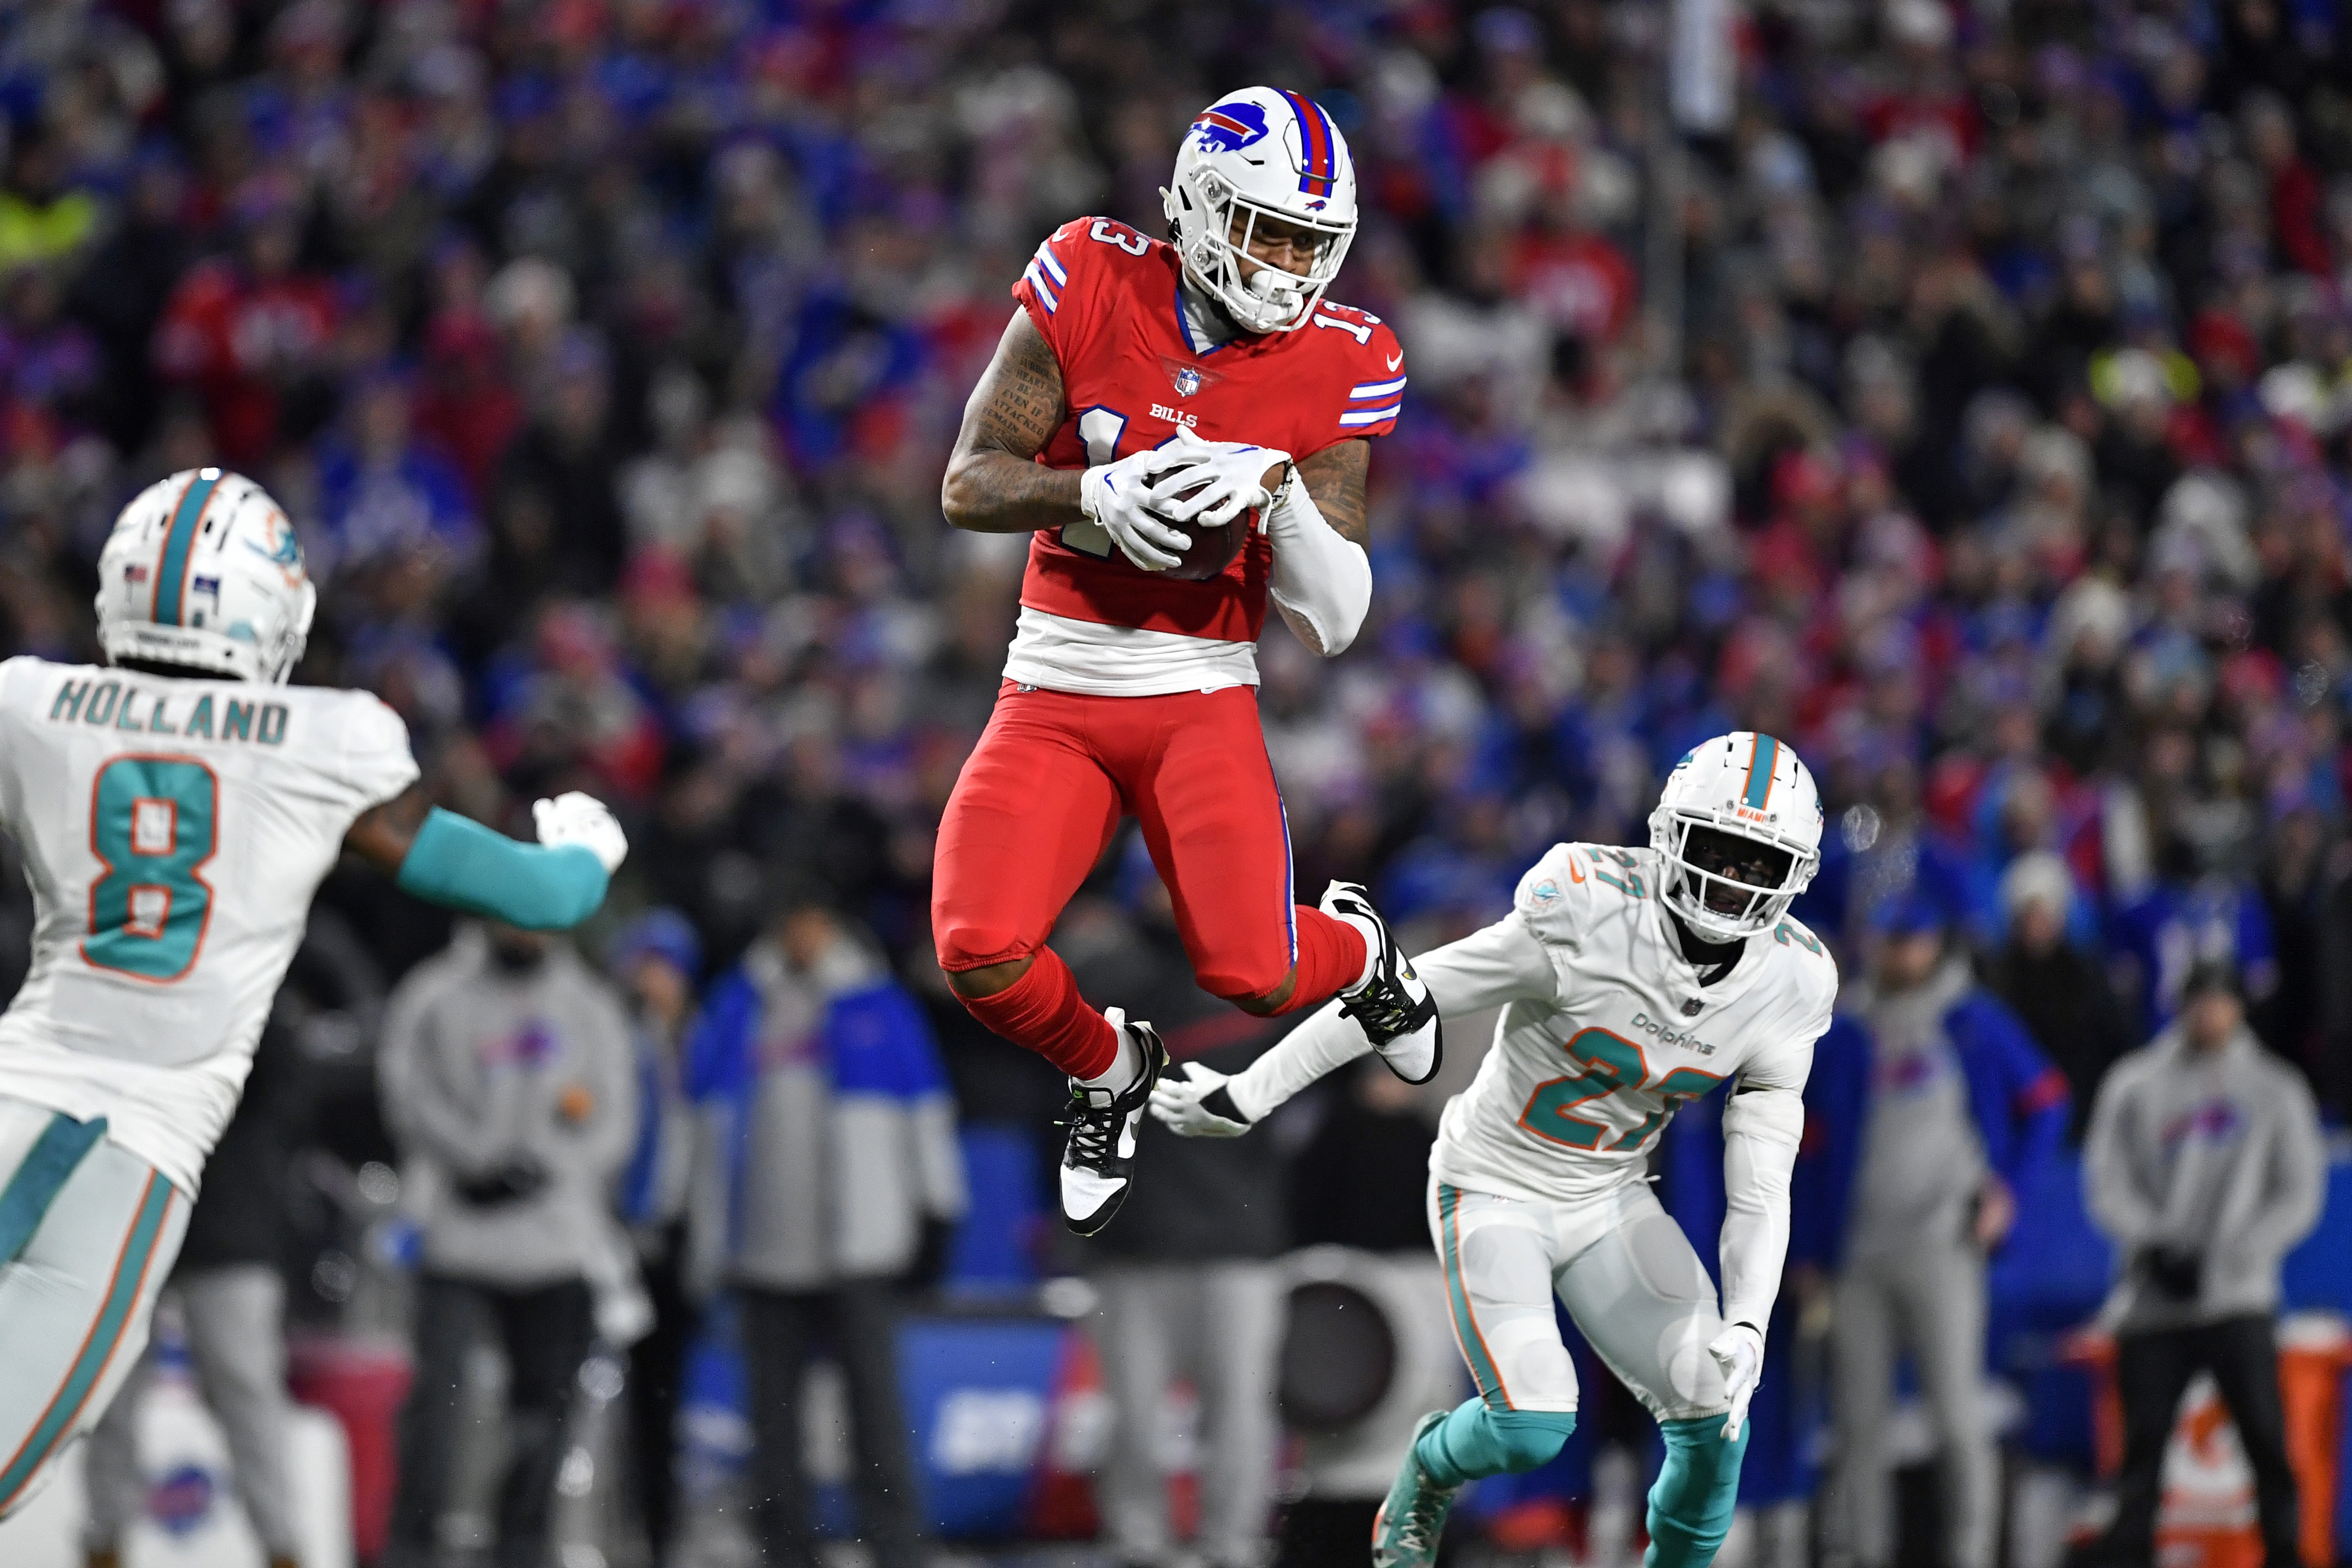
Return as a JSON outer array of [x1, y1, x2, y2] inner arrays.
[[0, 0, 2348, 1563]]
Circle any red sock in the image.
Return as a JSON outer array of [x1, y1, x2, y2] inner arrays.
[[1273, 907, 1370, 1015], [955, 948, 1119, 1079]]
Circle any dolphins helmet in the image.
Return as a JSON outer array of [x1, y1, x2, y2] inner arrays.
[[1163, 86, 1358, 334], [1647, 733, 1825, 941], [95, 468, 317, 684]]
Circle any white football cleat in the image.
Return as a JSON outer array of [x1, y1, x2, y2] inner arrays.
[[1058, 1009, 1168, 1237], [1323, 881, 1443, 1084]]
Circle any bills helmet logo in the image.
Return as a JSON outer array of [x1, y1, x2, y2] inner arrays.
[[1191, 101, 1270, 153], [148, 1462, 218, 1535]]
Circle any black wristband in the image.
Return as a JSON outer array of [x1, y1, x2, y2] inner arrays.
[[1202, 1084, 1251, 1125]]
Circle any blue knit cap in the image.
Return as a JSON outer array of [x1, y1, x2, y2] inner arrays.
[[607, 907, 702, 982]]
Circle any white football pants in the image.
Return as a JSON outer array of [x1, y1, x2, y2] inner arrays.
[[0, 1094, 188, 1519], [1430, 1173, 1734, 1421]]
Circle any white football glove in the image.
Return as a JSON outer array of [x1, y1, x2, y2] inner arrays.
[[533, 791, 628, 874], [1148, 1061, 1256, 1138], [1079, 445, 1195, 572], [1708, 1322, 1764, 1441], [1148, 424, 1291, 529]]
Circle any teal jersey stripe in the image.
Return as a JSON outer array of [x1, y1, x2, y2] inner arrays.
[[1438, 1184, 1511, 1409], [1743, 734, 1778, 809], [0, 1174, 172, 1507], [152, 471, 222, 627], [0, 1114, 107, 1268]]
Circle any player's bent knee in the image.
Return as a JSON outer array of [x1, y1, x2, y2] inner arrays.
[[942, 955, 1033, 1000], [1487, 1409, 1578, 1472], [1211, 964, 1296, 1015], [1645, 1416, 1749, 1567], [1420, 1401, 1577, 1485], [934, 909, 1036, 980]]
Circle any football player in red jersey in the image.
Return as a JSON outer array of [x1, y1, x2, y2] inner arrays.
[[934, 87, 1440, 1235]]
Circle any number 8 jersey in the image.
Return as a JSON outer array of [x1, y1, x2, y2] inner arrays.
[[1434, 842, 1839, 1207], [0, 656, 418, 1194], [1004, 215, 1405, 697]]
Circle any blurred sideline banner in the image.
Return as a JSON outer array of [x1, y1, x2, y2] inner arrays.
[[0, 1371, 351, 1568], [11, 1136, 2351, 1556]]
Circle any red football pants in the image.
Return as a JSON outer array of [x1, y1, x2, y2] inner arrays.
[[934, 683, 1306, 1003]]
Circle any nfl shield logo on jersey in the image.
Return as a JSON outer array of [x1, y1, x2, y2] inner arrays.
[[1160, 355, 1219, 398]]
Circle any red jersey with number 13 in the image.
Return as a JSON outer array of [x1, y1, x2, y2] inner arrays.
[[1004, 216, 1405, 697]]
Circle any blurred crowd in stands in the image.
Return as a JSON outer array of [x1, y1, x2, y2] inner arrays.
[[0, 0, 2351, 1560], [0, 0, 2341, 1091]]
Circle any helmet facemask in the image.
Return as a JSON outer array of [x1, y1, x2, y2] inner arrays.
[[1652, 816, 1816, 941], [1164, 163, 1353, 334]]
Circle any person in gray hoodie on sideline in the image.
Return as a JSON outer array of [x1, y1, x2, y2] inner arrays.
[[685, 879, 967, 1568], [378, 921, 638, 1568], [2084, 959, 2326, 1568], [1823, 896, 2068, 1568]]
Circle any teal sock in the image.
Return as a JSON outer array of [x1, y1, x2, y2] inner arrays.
[[1643, 1415, 1750, 1568], [1414, 1399, 1578, 1487]]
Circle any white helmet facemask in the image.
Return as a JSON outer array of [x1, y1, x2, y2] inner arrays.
[[1162, 87, 1359, 334], [1647, 732, 1824, 941], [95, 468, 318, 685]]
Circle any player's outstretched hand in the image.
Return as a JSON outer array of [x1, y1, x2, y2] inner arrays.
[[1708, 1322, 1765, 1440], [1148, 424, 1290, 528], [1080, 445, 1195, 572], [1149, 1061, 1256, 1138], [534, 790, 629, 874]]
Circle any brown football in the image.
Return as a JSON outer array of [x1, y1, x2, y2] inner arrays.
[[1150, 483, 1251, 582]]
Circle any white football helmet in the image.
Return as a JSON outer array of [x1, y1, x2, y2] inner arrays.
[[95, 468, 318, 684], [1648, 732, 1824, 941], [1163, 86, 1358, 334]]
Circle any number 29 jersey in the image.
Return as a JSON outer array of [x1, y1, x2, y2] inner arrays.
[[1005, 216, 1406, 697], [0, 656, 419, 1193], [1434, 842, 1839, 1207]]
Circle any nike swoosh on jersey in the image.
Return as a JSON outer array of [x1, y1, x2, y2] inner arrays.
[[1387, 352, 1403, 370]]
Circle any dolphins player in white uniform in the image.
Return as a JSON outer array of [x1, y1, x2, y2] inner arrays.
[[0, 468, 630, 1518], [1154, 734, 1837, 1568]]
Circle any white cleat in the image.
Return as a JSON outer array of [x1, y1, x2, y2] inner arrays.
[[1057, 1009, 1168, 1237], [1323, 881, 1443, 1084]]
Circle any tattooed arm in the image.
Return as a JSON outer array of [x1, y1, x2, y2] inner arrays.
[[1297, 439, 1370, 546], [1267, 438, 1375, 657], [940, 309, 1079, 533]]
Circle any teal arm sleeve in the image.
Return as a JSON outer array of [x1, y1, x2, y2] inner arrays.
[[393, 807, 610, 931]]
